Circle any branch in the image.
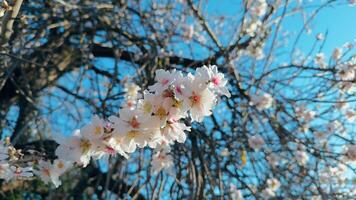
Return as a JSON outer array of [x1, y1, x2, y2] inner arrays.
[[0, 0, 23, 46], [91, 44, 207, 68], [187, 0, 224, 51]]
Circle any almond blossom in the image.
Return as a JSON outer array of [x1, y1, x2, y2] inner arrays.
[[124, 82, 141, 100], [295, 106, 316, 121], [185, 74, 216, 122], [262, 178, 281, 198], [196, 65, 231, 98], [29, 66, 231, 187], [149, 69, 175, 93], [55, 129, 95, 167], [250, 93, 273, 111], [151, 148, 174, 174], [344, 144, 356, 163], [249, 0, 268, 17], [295, 150, 309, 166], [332, 48, 342, 61], [8, 166, 33, 180], [314, 53, 326, 68], [230, 184, 244, 200], [34, 160, 62, 188], [109, 109, 157, 153], [159, 119, 191, 144], [248, 135, 265, 150]]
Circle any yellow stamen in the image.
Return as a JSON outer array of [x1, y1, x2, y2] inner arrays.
[[57, 162, 64, 169], [127, 130, 140, 139], [80, 139, 91, 154], [156, 107, 167, 119], [143, 101, 152, 114], [94, 126, 101, 135]]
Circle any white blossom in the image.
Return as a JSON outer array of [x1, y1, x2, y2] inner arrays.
[[34, 160, 62, 188], [344, 145, 356, 163], [124, 82, 141, 100], [338, 64, 355, 81], [332, 48, 342, 61], [230, 184, 244, 200], [185, 75, 216, 122], [55, 129, 95, 167], [250, 93, 273, 110], [295, 150, 309, 166], [267, 178, 281, 191], [196, 65, 231, 98], [248, 135, 265, 150], [314, 53, 326, 68], [151, 149, 174, 174], [249, 0, 268, 17], [149, 69, 175, 94], [316, 33, 324, 40], [245, 20, 262, 37], [345, 109, 356, 122], [9, 166, 33, 180]]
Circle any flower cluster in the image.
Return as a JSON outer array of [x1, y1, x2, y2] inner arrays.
[[0, 141, 33, 182], [34, 159, 71, 188], [337, 57, 355, 93], [0, 65, 230, 188], [47, 65, 229, 187], [262, 178, 281, 198]]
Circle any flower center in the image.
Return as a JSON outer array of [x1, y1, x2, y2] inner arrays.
[[190, 93, 201, 105], [161, 79, 169, 85], [129, 117, 140, 129], [127, 100, 134, 108], [175, 85, 182, 94], [105, 146, 116, 155], [57, 162, 64, 169], [127, 130, 140, 139], [43, 168, 51, 177], [162, 90, 174, 98], [143, 101, 152, 114], [80, 139, 91, 154], [172, 99, 182, 108], [94, 126, 101, 135], [212, 77, 220, 85], [156, 107, 167, 119]]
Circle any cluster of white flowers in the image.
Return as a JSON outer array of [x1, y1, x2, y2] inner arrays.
[[295, 150, 309, 166], [249, 0, 268, 17], [244, 19, 262, 37], [318, 163, 349, 191], [150, 147, 174, 175], [262, 178, 281, 198], [248, 135, 265, 151], [34, 159, 71, 188], [326, 120, 343, 135], [47, 65, 230, 186], [240, 0, 268, 59], [295, 105, 316, 122], [0, 65, 230, 188], [337, 57, 355, 93], [314, 53, 326, 68], [343, 144, 356, 163], [249, 93, 273, 111], [230, 184, 244, 200], [332, 48, 342, 61], [0, 141, 33, 182]]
